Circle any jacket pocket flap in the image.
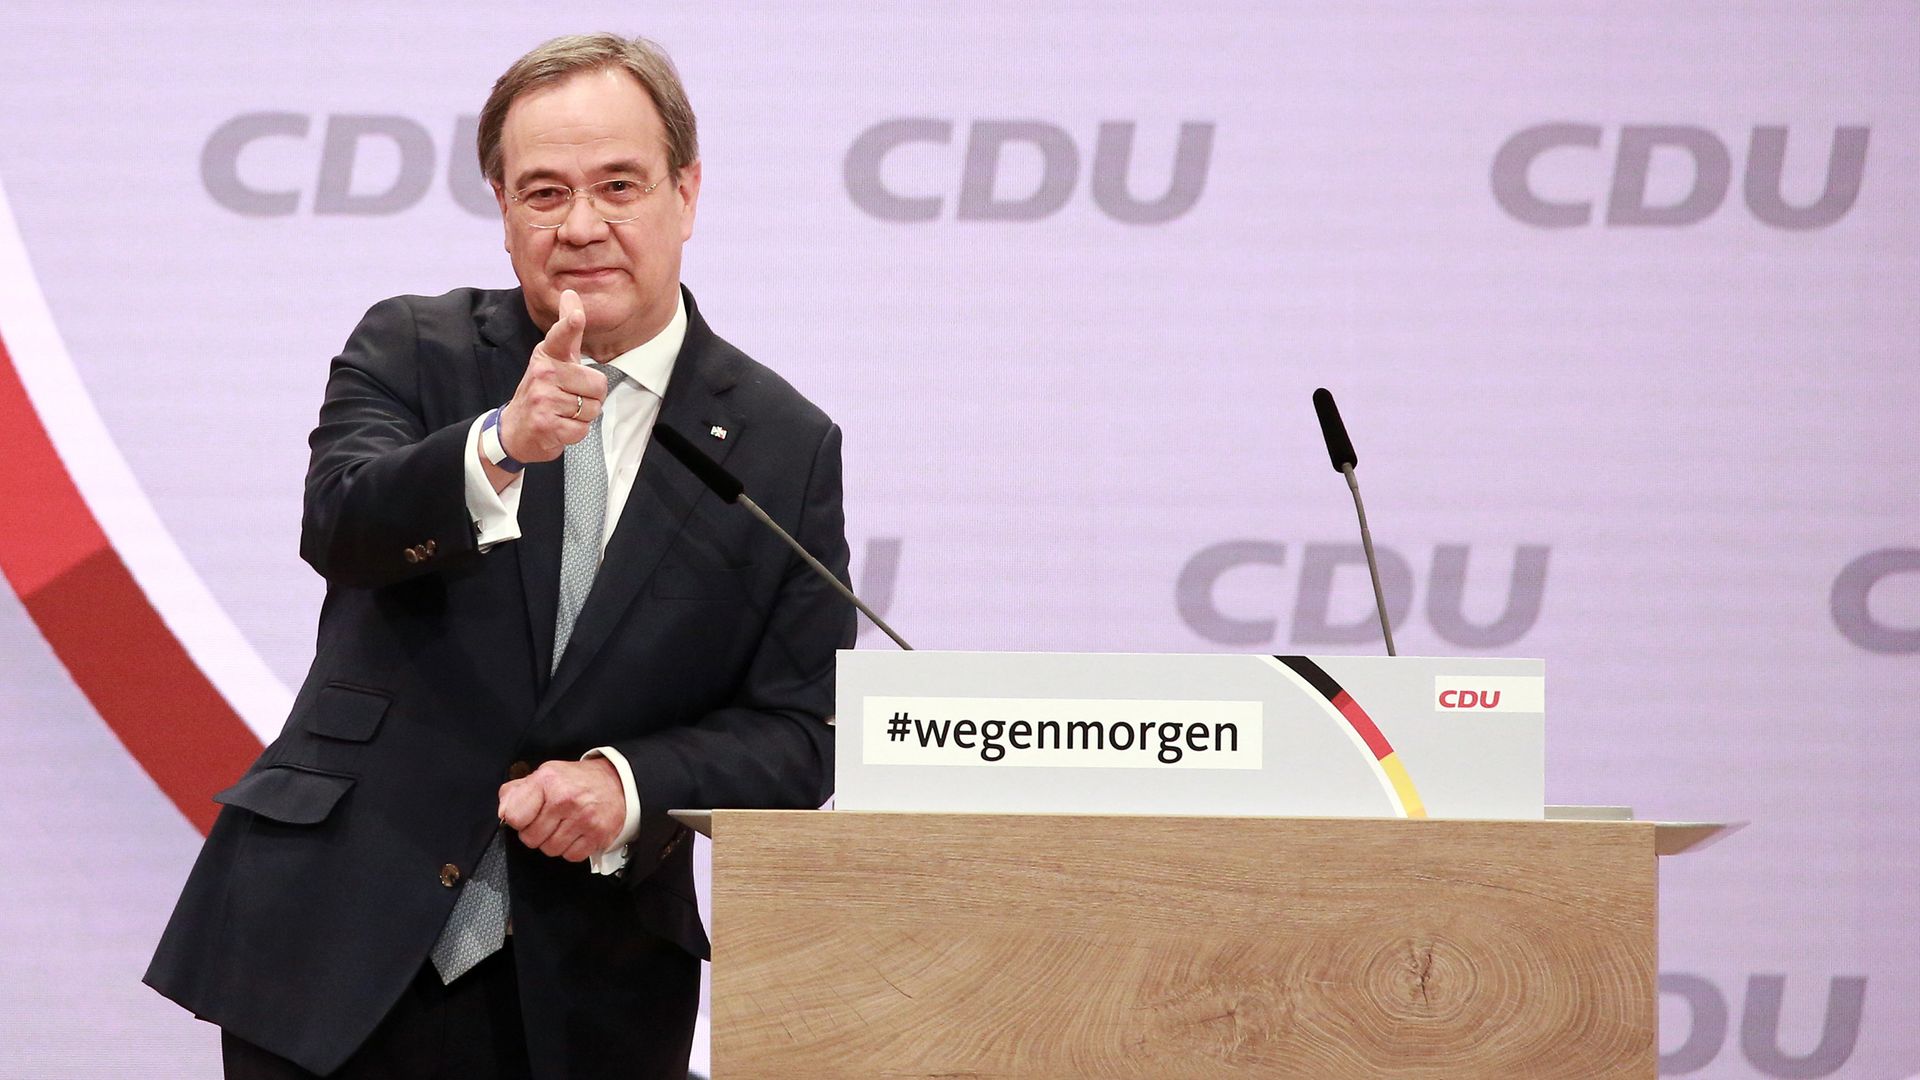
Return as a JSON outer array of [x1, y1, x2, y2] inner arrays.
[[631, 882, 711, 961], [307, 683, 390, 742], [214, 765, 355, 825]]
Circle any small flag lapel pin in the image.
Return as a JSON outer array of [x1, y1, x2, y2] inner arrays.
[[709, 425, 729, 440]]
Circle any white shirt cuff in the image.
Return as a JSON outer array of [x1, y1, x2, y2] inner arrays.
[[582, 746, 642, 876], [463, 412, 524, 551]]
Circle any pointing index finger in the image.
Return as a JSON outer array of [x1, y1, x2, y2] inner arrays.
[[543, 288, 586, 364]]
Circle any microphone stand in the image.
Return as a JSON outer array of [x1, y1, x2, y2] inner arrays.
[[735, 493, 913, 651], [1342, 463, 1396, 657]]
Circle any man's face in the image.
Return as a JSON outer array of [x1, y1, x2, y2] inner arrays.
[[494, 67, 700, 358]]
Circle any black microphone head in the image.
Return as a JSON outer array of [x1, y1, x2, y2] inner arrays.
[[1312, 387, 1358, 472], [650, 423, 745, 503]]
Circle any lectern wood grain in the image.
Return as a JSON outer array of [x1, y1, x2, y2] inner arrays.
[[710, 812, 1656, 1079]]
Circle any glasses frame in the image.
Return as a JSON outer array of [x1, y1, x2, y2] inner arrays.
[[507, 176, 666, 229]]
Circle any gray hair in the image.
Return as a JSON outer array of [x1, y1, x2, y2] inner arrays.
[[478, 33, 699, 186]]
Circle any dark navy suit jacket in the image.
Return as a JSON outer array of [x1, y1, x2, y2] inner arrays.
[[146, 286, 851, 1077]]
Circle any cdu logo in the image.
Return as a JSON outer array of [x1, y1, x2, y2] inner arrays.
[[844, 118, 1215, 224], [1492, 124, 1869, 230], [1661, 972, 1866, 1077], [1176, 541, 1550, 648], [202, 113, 494, 217], [1831, 548, 1919, 654]]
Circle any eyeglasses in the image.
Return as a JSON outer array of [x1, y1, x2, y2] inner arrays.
[[507, 176, 665, 229]]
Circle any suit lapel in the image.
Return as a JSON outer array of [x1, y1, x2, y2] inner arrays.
[[477, 291, 565, 686], [541, 289, 742, 712], [515, 461, 566, 683]]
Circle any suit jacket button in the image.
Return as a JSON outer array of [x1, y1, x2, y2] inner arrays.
[[507, 760, 532, 781], [404, 547, 421, 564], [440, 863, 461, 888]]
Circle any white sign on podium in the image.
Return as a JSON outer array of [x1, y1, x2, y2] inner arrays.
[[836, 652, 1545, 820]]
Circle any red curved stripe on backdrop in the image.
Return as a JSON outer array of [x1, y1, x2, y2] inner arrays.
[[0, 329, 261, 835], [1330, 690, 1393, 762]]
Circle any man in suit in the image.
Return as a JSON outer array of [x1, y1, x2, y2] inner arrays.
[[146, 33, 853, 1079]]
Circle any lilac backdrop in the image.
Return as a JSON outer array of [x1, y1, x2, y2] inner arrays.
[[1, 4, 1915, 1077]]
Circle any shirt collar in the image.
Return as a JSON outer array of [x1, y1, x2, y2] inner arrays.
[[588, 290, 685, 399]]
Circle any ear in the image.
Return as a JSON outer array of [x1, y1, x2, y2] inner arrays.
[[675, 160, 702, 243]]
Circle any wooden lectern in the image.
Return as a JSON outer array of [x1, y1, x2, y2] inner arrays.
[[688, 809, 1725, 1079]]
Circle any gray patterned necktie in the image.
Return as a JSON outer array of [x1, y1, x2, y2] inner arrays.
[[552, 364, 629, 670], [430, 364, 628, 984]]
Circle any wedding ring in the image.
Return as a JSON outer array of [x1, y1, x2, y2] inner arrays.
[[571, 395, 584, 420]]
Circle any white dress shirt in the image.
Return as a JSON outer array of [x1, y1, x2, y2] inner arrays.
[[459, 292, 688, 874]]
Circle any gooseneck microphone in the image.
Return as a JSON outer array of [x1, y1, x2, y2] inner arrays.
[[1312, 388, 1396, 656], [650, 424, 914, 651]]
